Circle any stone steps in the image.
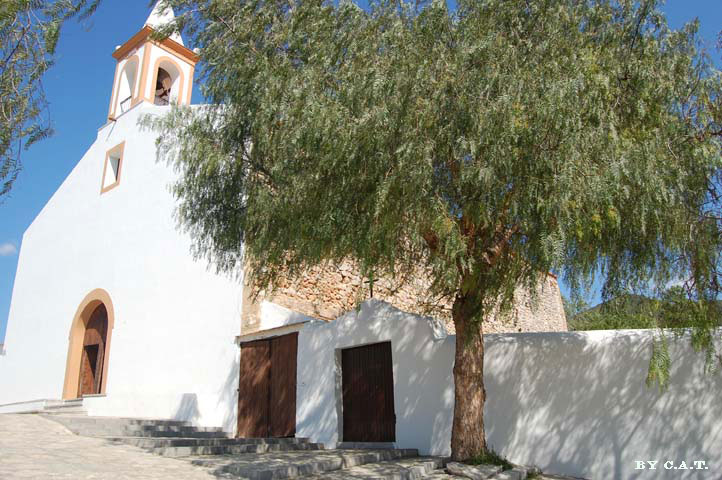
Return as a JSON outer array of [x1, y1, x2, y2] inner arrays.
[[107, 436, 313, 448], [423, 472, 468, 479], [188, 448, 422, 479], [150, 441, 324, 457], [107, 436, 325, 457], [303, 456, 447, 479], [44, 415, 229, 438], [441, 462, 530, 480], [42, 413, 467, 479], [41, 399, 87, 415], [49, 416, 192, 427]]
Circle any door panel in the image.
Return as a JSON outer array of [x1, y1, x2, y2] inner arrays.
[[77, 304, 108, 397], [269, 333, 298, 437], [78, 345, 98, 396], [237, 340, 271, 437], [342, 342, 396, 442], [237, 333, 297, 438]]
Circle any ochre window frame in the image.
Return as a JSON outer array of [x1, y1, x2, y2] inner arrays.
[[100, 141, 125, 194]]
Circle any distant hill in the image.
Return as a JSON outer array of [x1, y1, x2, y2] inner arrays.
[[568, 292, 722, 331]]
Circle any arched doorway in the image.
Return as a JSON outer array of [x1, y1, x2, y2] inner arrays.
[[62, 289, 115, 400]]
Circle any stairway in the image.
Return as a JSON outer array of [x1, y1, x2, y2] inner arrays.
[[43, 415, 323, 455], [39, 399, 87, 415], [41, 414, 465, 479]]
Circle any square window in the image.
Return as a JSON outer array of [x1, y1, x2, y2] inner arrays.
[[101, 142, 125, 194]]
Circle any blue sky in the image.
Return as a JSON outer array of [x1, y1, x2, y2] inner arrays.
[[1, 1, 721, 343]]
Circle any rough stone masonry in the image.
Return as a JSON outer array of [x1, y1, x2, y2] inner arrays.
[[241, 260, 567, 335]]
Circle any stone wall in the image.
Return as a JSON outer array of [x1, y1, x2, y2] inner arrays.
[[241, 261, 567, 334]]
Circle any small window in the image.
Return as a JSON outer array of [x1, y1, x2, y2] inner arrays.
[[101, 142, 125, 194]]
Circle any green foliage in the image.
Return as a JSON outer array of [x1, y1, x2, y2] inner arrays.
[[468, 448, 513, 470], [570, 309, 658, 331], [145, 0, 722, 448], [0, 0, 100, 201], [149, 0, 722, 324], [562, 295, 589, 323], [646, 333, 671, 391], [568, 293, 667, 330]]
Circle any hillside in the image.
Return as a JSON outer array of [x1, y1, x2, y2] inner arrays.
[[568, 292, 722, 331]]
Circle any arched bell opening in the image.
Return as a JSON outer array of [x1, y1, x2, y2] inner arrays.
[[152, 59, 183, 106], [114, 57, 139, 115]]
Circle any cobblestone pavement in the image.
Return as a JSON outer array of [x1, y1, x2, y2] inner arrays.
[[0, 414, 227, 479]]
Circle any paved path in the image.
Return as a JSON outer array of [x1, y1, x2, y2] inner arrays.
[[0, 414, 582, 480], [0, 414, 226, 479]]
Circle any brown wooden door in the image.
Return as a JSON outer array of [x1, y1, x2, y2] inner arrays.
[[342, 341, 396, 442], [237, 339, 271, 437], [269, 333, 298, 437], [237, 333, 298, 438]]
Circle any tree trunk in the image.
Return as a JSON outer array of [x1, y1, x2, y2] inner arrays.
[[450, 292, 487, 461]]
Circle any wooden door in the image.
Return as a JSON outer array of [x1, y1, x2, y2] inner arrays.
[[342, 341, 396, 442], [79, 345, 99, 395], [269, 333, 298, 437], [237, 340, 271, 437], [237, 333, 298, 438]]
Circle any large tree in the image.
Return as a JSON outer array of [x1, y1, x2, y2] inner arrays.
[[0, 0, 100, 201], [149, 0, 722, 459]]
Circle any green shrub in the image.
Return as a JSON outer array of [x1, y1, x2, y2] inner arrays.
[[468, 448, 513, 471]]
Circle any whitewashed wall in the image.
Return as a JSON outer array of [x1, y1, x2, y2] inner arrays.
[[296, 299, 454, 455], [0, 103, 242, 432], [485, 328, 722, 480], [297, 300, 722, 480]]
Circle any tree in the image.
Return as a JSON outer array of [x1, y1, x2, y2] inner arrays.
[[148, 0, 722, 460], [0, 0, 100, 201]]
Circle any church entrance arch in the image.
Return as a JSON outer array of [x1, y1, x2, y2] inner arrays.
[[62, 289, 115, 399]]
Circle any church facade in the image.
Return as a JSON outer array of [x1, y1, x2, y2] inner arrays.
[[0, 4, 566, 451]]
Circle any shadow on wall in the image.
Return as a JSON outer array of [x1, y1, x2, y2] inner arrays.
[[172, 393, 201, 424], [166, 352, 238, 433], [484, 330, 722, 480], [276, 298, 721, 480], [217, 352, 240, 434]]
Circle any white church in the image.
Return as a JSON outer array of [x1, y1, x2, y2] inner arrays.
[[2, 7, 720, 479], [0, 0, 565, 447], [11, 6, 695, 476], [1, 4, 245, 425]]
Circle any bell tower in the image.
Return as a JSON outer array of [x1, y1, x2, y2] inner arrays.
[[107, 2, 198, 121]]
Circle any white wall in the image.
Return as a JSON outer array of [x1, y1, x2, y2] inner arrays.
[[296, 299, 454, 455], [484, 328, 722, 480], [0, 103, 241, 432], [296, 300, 722, 480]]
